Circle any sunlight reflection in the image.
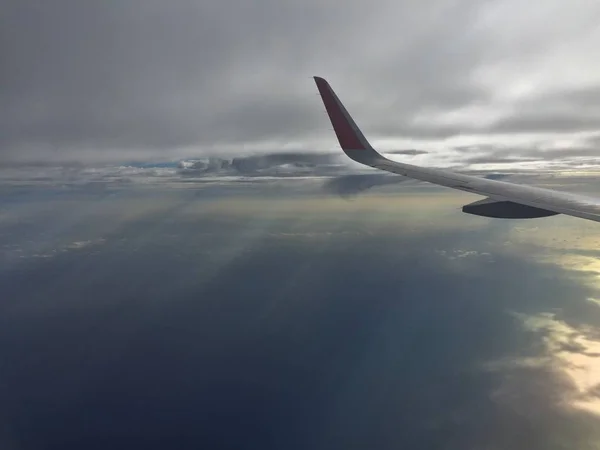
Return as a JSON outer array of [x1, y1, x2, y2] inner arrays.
[[502, 217, 600, 417], [518, 312, 600, 416]]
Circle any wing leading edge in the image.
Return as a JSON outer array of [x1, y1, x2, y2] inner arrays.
[[314, 76, 600, 223]]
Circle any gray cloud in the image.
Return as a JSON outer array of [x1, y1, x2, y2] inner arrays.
[[0, 0, 501, 158], [486, 85, 600, 134], [454, 145, 600, 166], [0, 151, 372, 190], [178, 152, 345, 177], [386, 149, 429, 156], [489, 114, 600, 135], [4, 0, 600, 163]]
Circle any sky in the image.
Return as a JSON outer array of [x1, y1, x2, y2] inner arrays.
[[4, 1, 600, 449], [4, 0, 600, 168]]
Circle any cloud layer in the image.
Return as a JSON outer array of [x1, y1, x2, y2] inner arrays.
[[2, 183, 600, 448], [4, 0, 600, 164]]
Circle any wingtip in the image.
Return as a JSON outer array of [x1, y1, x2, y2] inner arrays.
[[313, 75, 377, 156]]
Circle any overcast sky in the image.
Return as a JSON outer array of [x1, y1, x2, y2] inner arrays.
[[4, 0, 600, 164]]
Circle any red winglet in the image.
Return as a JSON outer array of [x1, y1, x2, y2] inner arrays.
[[314, 76, 368, 151]]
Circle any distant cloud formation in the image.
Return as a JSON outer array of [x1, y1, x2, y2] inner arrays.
[[0, 151, 375, 190], [178, 152, 346, 177], [4, 0, 600, 166], [5, 148, 600, 201]]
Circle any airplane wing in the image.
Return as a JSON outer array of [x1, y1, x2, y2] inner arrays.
[[314, 76, 600, 222]]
